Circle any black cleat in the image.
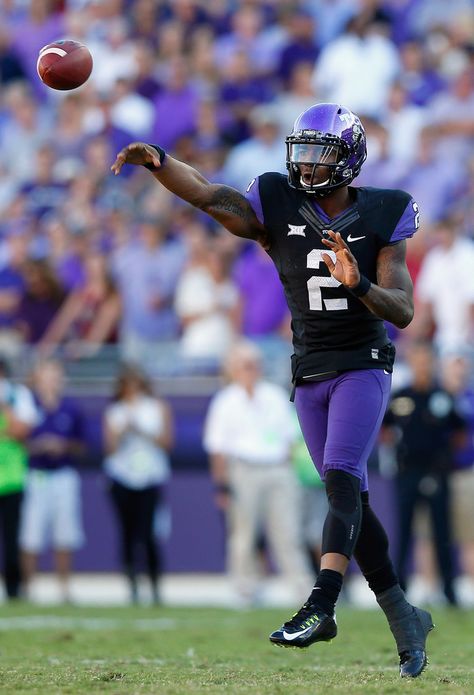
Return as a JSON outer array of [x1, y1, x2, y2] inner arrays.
[[399, 649, 428, 678], [396, 608, 434, 678], [269, 602, 337, 648]]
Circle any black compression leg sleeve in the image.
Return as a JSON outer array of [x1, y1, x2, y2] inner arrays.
[[353, 491, 398, 593], [321, 470, 362, 559], [354, 493, 433, 655]]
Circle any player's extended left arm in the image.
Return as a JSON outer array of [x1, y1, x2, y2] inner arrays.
[[358, 242, 414, 329], [111, 142, 266, 243]]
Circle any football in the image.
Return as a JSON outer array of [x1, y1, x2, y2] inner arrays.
[[37, 40, 93, 90]]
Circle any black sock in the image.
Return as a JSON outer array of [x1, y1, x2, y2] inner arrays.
[[309, 569, 343, 615]]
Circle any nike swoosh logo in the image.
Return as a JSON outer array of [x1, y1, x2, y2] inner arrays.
[[347, 234, 366, 242], [282, 625, 314, 641]]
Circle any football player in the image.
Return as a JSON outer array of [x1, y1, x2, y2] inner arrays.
[[111, 102, 433, 678]]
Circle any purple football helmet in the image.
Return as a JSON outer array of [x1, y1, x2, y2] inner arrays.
[[286, 103, 367, 195]]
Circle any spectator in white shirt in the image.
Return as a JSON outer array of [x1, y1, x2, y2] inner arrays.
[[103, 364, 173, 603], [174, 226, 240, 365], [312, 13, 399, 120], [221, 104, 286, 193], [414, 217, 474, 353], [203, 340, 312, 605]]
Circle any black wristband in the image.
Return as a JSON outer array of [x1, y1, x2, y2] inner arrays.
[[215, 483, 231, 495], [143, 144, 166, 171], [349, 274, 371, 297]]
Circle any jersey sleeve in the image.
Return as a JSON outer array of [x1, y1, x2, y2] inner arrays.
[[244, 176, 265, 225], [388, 197, 420, 244]]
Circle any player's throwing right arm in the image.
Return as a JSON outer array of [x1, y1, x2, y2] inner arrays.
[[111, 143, 267, 244]]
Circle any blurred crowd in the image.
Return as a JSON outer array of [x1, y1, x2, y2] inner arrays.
[[0, 0, 473, 606], [0, 341, 473, 608], [0, 357, 173, 604], [0, 0, 472, 369]]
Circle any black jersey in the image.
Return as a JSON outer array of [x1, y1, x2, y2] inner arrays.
[[245, 173, 419, 381]]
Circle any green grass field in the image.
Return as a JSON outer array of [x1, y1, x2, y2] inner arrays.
[[0, 603, 473, 694]]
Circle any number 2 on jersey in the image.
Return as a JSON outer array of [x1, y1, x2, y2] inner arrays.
[[307, 249, 348, 311]]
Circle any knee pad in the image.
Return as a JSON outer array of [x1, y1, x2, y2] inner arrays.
[[322, 470, 362, 559]]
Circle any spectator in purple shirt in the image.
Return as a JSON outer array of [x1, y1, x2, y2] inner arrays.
[[214, 4, 285, 77], [397, 130, 461, 225], [0, 26, 26, 86], [398, 40, 446, 107], [276, 9, 319, 85], [219, 50, 275, 144], [232, 240, 292, 381], [112, 214, 186, 362], [20, 359, 85, 603], [7, 0, 64, 98], [50, 93, 89, 165], [130, 40, 162, 101], [42, 216, 86, 292], [150, 56, 201, 152], [0, 227, 29, 355], [19, 144, 68, 222], [15, 259, 64, 345], [233, 242, 290, 339]]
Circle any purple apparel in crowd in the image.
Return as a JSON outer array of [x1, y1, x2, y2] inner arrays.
[[398, 156, 460, 225], [20, 181, 68, 221], [56, 254, 86, 292], [0, 265, 25, 327], [112, 238, 186, 341], [9, 12, 65, 98], [233, 244, 289, 337], [151, 86, 200, 152], [16, 293, 61, 343], [28, 397, 84, 472], [454, 390, 474, 471]]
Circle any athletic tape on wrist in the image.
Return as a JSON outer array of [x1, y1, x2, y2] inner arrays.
[[143, 144, 166, 171], [349, 274, 371, 297]]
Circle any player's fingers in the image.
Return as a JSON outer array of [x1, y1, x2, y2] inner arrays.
[[132, 142, 160, 168], [335, 231, 350, 249], [321, 252, 335, 271], [111, 153, 125, 174], [321, 238, 334, 247]]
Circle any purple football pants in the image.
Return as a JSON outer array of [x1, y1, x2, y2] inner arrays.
[[294, 369, 392, 492]]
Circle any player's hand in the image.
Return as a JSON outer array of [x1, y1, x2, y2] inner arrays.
[[321, 230, 360, 289], [111, 143, 161, 175]]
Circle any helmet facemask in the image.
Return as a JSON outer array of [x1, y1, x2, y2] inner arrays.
[[286, 125, 366, 196]]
